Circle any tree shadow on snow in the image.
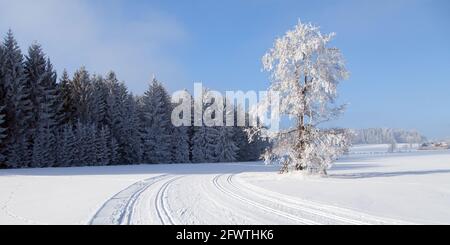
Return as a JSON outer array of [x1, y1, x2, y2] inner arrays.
[[330, 163, 381, 171], [330, 169, 450, 179], [0, 162, 279, 177]]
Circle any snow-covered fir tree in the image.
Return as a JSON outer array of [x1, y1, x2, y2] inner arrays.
[[121, 94, 142, 163], [172, 126, 190, 163], [96, 126, 111, 166], [104, 72, 141, 164], [2, 30, 33, 168], [24, 42, 47, 128], [31, 58, 60, 168], [0, 106, 6, 165], [70, 67, 92, 124], [109, 135, 119, 165], [58, 70, 75, 125], [141, 79, 173, 164], [252, 21, 351, 175], [171, 91, 191, 163], [191, 126, 209, 163], [0, 44, 6, 165], [90, 75, 108, 126], [57, 125, 77, 167], [216, 126, 239, 162], [85, 124, 98, 166]]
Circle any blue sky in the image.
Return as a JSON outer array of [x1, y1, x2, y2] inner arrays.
[[0, 0, 449, 138]]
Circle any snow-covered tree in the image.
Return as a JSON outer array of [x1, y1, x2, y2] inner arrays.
[[253, 21, 351, 175], [24, 42, 47, 128], [191, 126, 209, 163], [171, 91, 191, 163], [70, 67, 92, 124], [31, 58, 60, 168], [388, 140, 397, 153], [141, 79, 173, 164], [84, 124, 97, 166], [31, 104, 57, 168], [172, 126, 190, 163], [58, 70, 75, 125], [109, 135, 119, 165], [121, 94, 142, 163], [96, 126, 111, 166], [90, 75, 108, 126], [57, 124, 77, 167], [0, 45, 7, 165], [2, 30, 33, 168], [216, 126, 239, 162], [351, 128, 425, 145], [104, 72, 141, 164], [0, 106, 6, 165]]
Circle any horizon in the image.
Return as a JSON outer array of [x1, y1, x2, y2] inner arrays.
[[0, 0, 449, 139]]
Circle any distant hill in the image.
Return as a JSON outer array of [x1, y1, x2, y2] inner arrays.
[[351, 128, 427, 145]]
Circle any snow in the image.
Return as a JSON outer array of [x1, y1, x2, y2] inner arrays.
[[1, 148, 450, 225]]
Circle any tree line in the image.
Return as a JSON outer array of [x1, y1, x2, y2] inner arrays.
[[351, 128, 426, 145], [0, 30, 268, 168]]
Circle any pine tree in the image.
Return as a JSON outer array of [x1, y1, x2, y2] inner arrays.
[[84, 124, 97, 166], [216, 126, 239, 162], [141, 79, 173, 164], [74, 122, 90, 166], [191, 126, 208, 163], [24, 42, 47, 129], [96, 126, 111, 166], [58, 70, 75, 125], [104, 72, 139, 164], [109, 135, 119, 165], [121, 94, 142, 163], [31, 58, 59, 168], [70, 67, 92, 124], [31, 104, 57, 168], [0, 106, 6, 165], [204, 126, 220, 163], [58, 125, 76, 167], [90, 75, 108, 126], [172, 126, 190, 163], [3, 30, 33, 168], [0, 44, 7, 166]]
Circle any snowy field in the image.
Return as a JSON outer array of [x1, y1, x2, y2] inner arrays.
[[1, 148, 450, 225]]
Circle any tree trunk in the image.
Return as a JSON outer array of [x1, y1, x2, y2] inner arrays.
[[295, 75, 309, 171]]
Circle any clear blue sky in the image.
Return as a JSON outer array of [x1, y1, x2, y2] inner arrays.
[[1, 0, 449, 138]]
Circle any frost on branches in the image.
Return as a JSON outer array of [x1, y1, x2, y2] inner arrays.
[[253, 21, 352, 175]]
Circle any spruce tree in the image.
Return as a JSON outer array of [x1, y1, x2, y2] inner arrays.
[[58, 70, 75, 125], [24, 42, 47, 129], [3, 30, 33, 167], [70, 67, 92, 124], [216, 126, 239, 162], [141, 79, 173, 164], [192, 126, 208, 163], [58, 125, 76, 167], [109, 135, 119, 165], [172, 126, 190, 163], [0, 106, 6, 165], [96, 126, 111, 166]]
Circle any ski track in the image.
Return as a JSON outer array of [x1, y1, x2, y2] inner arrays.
[[228, 173, 414, 225], [89, 174, 170, 225], [89, 171, 414, 225], [155, 176, 184, 225]]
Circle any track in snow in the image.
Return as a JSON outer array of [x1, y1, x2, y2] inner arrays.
[[89, 172, 413, 225]]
